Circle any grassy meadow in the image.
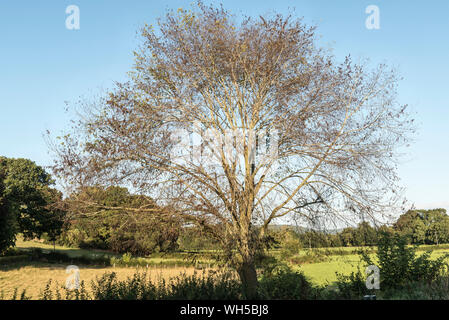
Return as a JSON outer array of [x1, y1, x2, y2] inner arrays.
[[2, 238, 449, 299]]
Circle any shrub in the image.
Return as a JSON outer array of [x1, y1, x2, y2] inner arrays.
[[40, 279, 91, 300], [56, 228, 88, 248], [90, 272, 159, 300], [333, 268, 371, 300], [279, 238, 302, 259], [327, 232, 449, 300], [1, 288, 30, 300], [361, 232, 449, 290], [258, 264, 320, 300], [64, 270, 242, 300], [164, 271, 242, 300]]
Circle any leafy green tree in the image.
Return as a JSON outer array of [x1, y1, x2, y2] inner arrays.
[[339, 227, 356, 247], [423, 209, 449, 245], [328, 233, 343, 247], [0, 168, 16, 254], [394, 209, 449, 245], [395, 210, 424, 244], [0, 157, 63, 247], [41, 188, 66, 251], [297, 231, 331, 248], [411, 219, 427, 244], [377, 225, 394, 235], [353, 222, 377, 246], [179, 226, 225, 251], [61, 186, 180, 255]]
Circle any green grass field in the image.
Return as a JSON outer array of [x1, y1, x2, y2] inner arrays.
[[295, 247, 449, 286], [11, 237, 216, 267], [297, 255, 362, 285], [2, 238, 449, 298]]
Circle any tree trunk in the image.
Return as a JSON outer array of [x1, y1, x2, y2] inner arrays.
[[238, 262, 258, 299]]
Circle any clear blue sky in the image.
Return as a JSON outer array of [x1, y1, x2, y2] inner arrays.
[[0, 1, 448, 211]]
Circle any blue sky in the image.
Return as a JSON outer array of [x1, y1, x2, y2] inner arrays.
[[0, 1, 448, 211]]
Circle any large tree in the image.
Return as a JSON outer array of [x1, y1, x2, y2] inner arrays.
[[394, 209, 449, 245], [60, 186, 180, 255], [0, 156, 64, 248], [0, 166, 16, 254], [50, 2, 414, 297]]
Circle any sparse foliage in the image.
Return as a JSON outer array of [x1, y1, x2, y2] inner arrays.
[[50, 2, 414, 297]]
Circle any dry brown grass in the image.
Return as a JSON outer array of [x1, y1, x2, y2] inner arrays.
[[0, 263, 206, 299]]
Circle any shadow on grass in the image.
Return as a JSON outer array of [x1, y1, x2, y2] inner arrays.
[[15, 244, 118, 259], [0, 247, 114, 271], [0, 260, 113, 272]]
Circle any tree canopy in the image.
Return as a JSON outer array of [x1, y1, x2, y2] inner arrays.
[[0, 156, 64, 253], [394, 209, 449, 245], [0, 167, 16, 254], [59, 186, 180, 255]]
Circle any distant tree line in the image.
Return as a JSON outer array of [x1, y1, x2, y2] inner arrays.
[[267, 208, 449, 249]]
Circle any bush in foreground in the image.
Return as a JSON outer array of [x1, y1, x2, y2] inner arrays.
[[258, 264, 321, 300], [332, 232, 449, 299], [361, 232, 449, 290], [34, 264, 321, 300], [37, 270, 244, 300]]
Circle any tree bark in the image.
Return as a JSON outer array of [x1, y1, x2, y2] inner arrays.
[[238, 261, 258, 299]]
